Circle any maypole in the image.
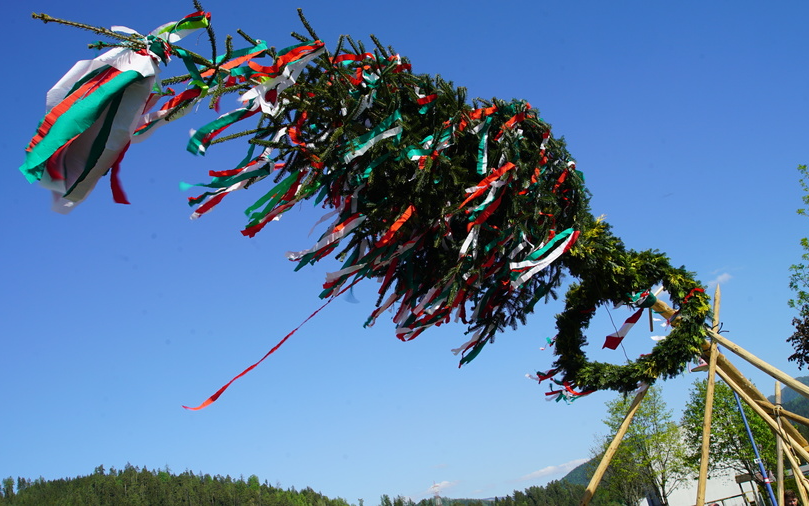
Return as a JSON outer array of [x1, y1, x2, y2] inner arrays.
[[17, 10, 809, 506]]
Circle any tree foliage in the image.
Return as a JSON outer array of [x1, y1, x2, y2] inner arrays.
[[681, 378, 776, 479], [788, 165, 809, 367], [0, 465, 629, 506], [593, 385, 689, 506], [0, 465, 352, 506], [493, 480, 616, 506]]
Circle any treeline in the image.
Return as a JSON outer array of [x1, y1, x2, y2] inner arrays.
[[0, 464, 351, 506], [496, 480, 616, 506], [0, 466, 616, 506]]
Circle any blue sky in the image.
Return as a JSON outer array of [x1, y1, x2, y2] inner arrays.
[[3, 0, 809, 503]]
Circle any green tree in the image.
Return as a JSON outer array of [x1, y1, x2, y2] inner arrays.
[[595, 385, 689, 506], [681, 378, 777, 479], [1, 477, 13, 499], [788, 165, 809, 367]]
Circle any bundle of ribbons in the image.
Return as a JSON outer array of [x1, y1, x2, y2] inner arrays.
[[26, 10, 698, 408]]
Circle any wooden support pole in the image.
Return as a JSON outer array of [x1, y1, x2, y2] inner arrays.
[[695, 285, 721, 506], [648, 294, 809, 405], [777, 381, 784, 506], [641, 280, 809, 451], [579, 384, 649, 506], [715, 363, 809, 467], [713, 353, 809, 451], [715, 362, 809, 506], [650, 298, 678, 323], [754, 400, 809, 428], [779, 436, 809, 506], [706, 329, 809, 404]]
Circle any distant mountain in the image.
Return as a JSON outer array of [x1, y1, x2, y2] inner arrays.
[[767, 376, 809, 406], [767, 376, 809, 441], [561, 459, 594, 486]]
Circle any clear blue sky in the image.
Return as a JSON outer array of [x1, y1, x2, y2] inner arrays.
[[3, 0, 809, 503]]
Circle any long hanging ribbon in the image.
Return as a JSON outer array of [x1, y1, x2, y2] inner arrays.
[[510, 229, 579, 288], [187, 103, 260, 155], [342, 111, 403, 163], [471, 117, 492, 175], [458, 162, 515, 209], [183, 278, 361, 410], [240, 40, 325, 115]]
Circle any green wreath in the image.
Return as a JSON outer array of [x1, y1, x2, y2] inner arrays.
[[553, 220, 712, 393]]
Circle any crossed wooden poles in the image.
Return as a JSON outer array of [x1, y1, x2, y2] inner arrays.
[[580, 287, 809, 506]]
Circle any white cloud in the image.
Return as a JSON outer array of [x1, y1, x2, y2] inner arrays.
[[414, 480, 460, 497], [429, 481, 459, 494], [707, 272, 732, 288], [515, 458, 589, 482]]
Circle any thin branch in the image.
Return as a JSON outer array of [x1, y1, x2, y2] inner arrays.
[[236, 29, 258, 46], [296, 9, 319, 40], [212, 129, 266, 145], [289, 31, 308, 43], [369, 34, 389, 59], [32, 13, 138, 43]]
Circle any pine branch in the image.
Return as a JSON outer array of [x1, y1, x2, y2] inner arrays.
[[296, 8, 319, 40], [211, 128, 266, 145], [32, 13, 139, 43], [161, 74, 194, 85], [236, 29, 258, 46], [369, 34, 389, 59], [290, 31, 308, 43]]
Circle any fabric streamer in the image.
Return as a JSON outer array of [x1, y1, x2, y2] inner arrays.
[[603, 307, 645, 350], [183, 278, 362, 410], [23, 9, 712, 403], [21, 12, 209, 212]]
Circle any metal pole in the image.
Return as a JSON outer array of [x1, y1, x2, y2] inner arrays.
[[733, 389, 777, 506]]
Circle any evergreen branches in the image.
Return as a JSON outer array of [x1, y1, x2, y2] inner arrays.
[[32, 12, 136, 42], [23, 6, 712, 398]]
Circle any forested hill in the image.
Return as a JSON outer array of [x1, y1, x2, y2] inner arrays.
[[768, 376, 809, 441], [768, 376, 809, 406], [0, 465, 355, 506], [560, 460, 593, 486], [0, 465, 618, 506]]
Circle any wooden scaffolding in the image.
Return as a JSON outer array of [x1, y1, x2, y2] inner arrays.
[[580, 287, 809, 506]]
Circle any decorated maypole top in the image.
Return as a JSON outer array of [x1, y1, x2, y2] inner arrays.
[[20, 6, 710, 408]]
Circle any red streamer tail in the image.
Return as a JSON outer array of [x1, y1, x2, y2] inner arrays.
[[182, 278, 361, 410]]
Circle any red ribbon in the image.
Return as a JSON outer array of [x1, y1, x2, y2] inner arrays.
[[683, 287, 705, 303], [183, 278, 361, 410]]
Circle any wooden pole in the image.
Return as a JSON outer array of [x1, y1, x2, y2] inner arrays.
[[579, 384, 649, 506], [706, 329, 809, 404], [779, 436, 809, 506], [695, 285, 721, 506], [713, 354, 809, 451], [776, 381, 784, 506], [754, 400, 809, 428], [715, 363, 809, 471], [648, 295, 809, 405]]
